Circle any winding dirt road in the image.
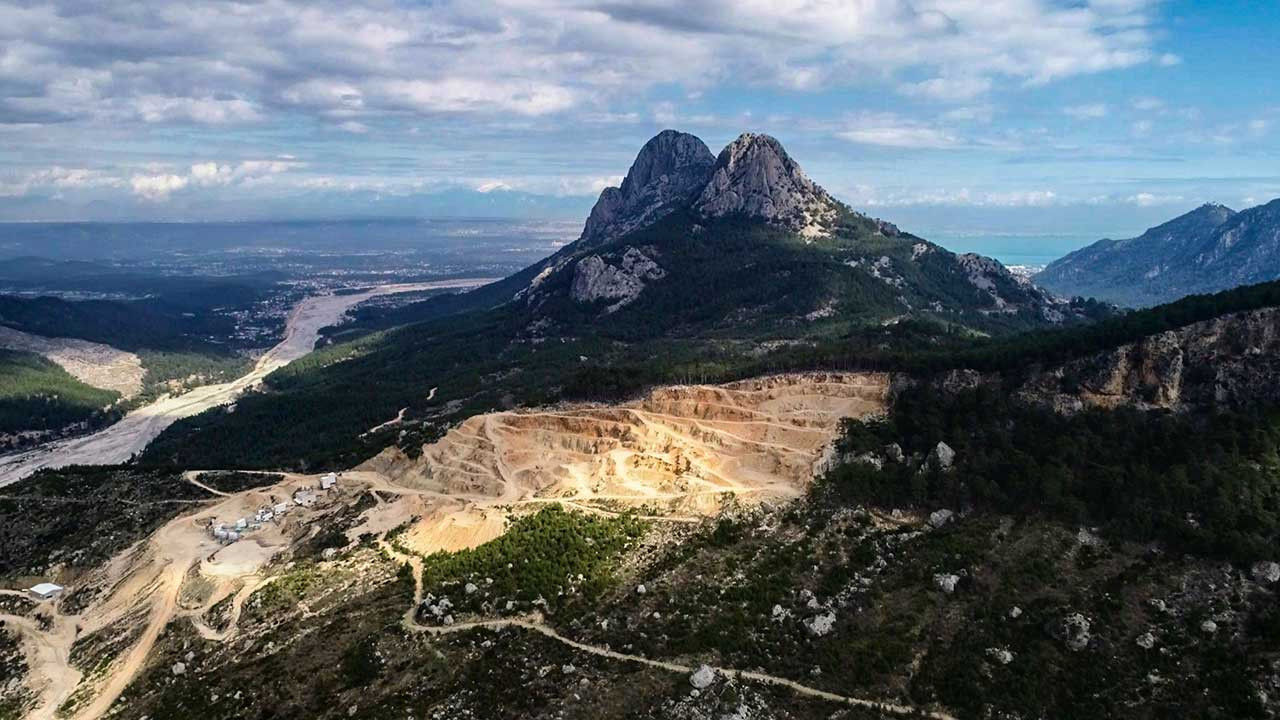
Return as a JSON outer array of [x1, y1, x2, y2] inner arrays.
[[379, 539, 953, 720], [0, 280, 495, 487]]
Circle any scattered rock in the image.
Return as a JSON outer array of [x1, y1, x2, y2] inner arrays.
[[934, 573, 961, 594], [1008, 606, 1023, 619], [1200, 619, 1219, 634], [928, 509, 955, 529], [636, 584, 647, 595], [1136, 632, 1157, 649], [172, 662, 186, 676], [1056, 613, 1092, 651], [689, 664, 717, 689], [1251, 561, 1280, 584], [928, 442, 956, 471], [884, 443, 905, 463], [464, 582, 478, 595], [1076, 527, 1103, 548], [770, 604, 791, 622], [803, 612, 837, 637], [986, 647, 1014, 665]]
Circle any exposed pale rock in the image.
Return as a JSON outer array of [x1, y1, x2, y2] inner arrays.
[[695, 133, 839, 238], [986, 647, 1014, 665], [570, 247, 666, 312], [1200, 619, 1218, 634], [928, 442, 956, 471], [1252, 561, 1280, 584], [934, 573, 961, 594], [803, 612, 837, 637], [1136, 632, 1157, 649], [884, 443, 905, 463], [690, 664, 717, 689], [928, 509, 955, 529], [172, 662, 187, 676]]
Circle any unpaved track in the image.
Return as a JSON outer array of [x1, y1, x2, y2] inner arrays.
[[378, 541, 952, 720], [0, 279, 496, 487]]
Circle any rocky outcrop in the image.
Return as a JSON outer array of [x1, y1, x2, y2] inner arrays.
[[695, 133, 839, 239], [1018, 306, 1280, 412], [578, 130, 716, 249], [569, 246, 666, 312]]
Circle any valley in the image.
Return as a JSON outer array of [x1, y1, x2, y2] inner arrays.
[[0, 280, 496, 487]]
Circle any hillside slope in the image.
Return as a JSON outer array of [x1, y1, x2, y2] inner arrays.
[[1037, 199, 1280, 306]]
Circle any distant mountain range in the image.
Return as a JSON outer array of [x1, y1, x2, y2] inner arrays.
[[1036, 199, 1280, 307]]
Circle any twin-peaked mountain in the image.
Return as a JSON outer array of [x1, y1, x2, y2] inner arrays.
[[1037, 199, 1280, 307], [402, 130, 1098, 338]]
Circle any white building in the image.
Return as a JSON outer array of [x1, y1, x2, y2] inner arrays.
[[235, 517, 249, 530], [294, 490, 317, 507], [320, 473, 337, 490], [29, 583, 63, 600], [273, 502, 289, 515]]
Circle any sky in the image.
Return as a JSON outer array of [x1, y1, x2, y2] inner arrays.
[[1, 0, 1277, 249]]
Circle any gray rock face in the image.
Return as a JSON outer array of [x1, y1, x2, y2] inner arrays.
[[928, 441, 956, 471], [695, 133, 839, 239], [570, 247, 666, 313], [578, 130, 716, 249]]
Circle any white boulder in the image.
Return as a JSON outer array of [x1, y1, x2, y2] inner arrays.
[[689, 664, 717, 689]]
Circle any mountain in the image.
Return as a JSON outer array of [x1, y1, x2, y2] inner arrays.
[[372, 130, 1096, 337], [1036, 199, 1280, 306]]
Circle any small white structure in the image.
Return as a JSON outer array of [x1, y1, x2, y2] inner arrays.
[[294, 490, 317, 507], [29, 583, 64, 600], [273, 502, 289, 515], [235, 517, 249, 530], [320, 473, 337, 490]]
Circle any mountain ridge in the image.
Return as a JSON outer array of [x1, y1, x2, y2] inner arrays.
[[1037, 199, 1280, 306]]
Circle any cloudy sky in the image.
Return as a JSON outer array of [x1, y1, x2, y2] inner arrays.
[[1, 0, 1277, 239]]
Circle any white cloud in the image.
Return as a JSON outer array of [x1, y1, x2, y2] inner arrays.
[[475, 180, 514, 193], [837, 114, 961, 149], [1064, 104, 1108, 119], [1158, 53, 1183, 66], [129, 160, 300, 200], [1125, 192, 1183, 206], [132, 95, 262, 124], [1131, 96, 1164, 111], [0, 0, 1166, 130], [0, 166, 122, 197], [130, 173, 190, 201], [900, 75, 993, 102]]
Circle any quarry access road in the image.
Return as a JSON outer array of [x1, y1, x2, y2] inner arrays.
[[378, 533, 953, 720], [0, 279, 496, 487]]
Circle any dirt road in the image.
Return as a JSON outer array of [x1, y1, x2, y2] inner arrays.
[[0, 280, 496, 487]]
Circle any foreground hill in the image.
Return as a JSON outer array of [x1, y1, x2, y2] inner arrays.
[[1037, 199, 1280, 306], [6, 284, 1280, 719]]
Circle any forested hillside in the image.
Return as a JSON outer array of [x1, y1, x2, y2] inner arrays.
[[0, 349, 121, 447]]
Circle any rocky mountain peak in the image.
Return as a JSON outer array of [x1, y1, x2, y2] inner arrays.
[[695, 132, 840, 238], [577, 130, 715, 248]]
